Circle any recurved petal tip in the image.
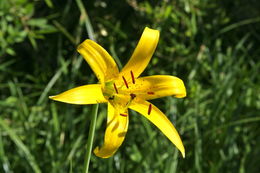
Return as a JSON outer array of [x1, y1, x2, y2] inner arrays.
[[94, 146, 114, 159], [49, 95, 56, 99], [181, 149, 185, 158], [176, 140, 185, 158], [48, 95, 62, 102]]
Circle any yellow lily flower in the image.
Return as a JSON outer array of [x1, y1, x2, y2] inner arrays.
[[49, 27, 186, 158]]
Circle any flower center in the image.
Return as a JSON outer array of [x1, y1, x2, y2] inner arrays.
[[102, 71, 137, 114]]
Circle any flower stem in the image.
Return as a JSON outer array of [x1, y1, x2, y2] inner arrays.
[[83, 104, 99, 173]]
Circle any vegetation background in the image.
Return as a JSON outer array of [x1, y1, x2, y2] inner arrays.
[[0, 0, 259, 172]]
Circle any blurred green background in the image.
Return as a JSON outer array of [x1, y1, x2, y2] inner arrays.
[[0, 0, 259, 172]]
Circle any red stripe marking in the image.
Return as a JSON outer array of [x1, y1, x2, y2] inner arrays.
[[122, 76, 129, 88], [148, 104, 152, 115], [120, 113, 127, 117], [130, 71, 135, 84], [113, 83, 118, 94], [147, 92, 154, 95]]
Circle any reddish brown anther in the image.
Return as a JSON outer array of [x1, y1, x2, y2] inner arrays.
[[130, 71, 135, 84], [120, 113, 127, 117], [148, 104, 152, 115], [130, 93, 136, 99], [122, 76, 129, 88], [113, 83, 118, 94]]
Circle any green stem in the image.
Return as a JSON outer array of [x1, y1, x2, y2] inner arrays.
[[83, 104, 99, 173]]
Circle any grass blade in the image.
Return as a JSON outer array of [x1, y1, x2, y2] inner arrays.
[[0, 118, 41, 173]]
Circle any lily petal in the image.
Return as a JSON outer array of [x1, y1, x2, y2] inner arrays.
[[77, 39, 119, 84], [132, 75, 186, 100], [94, 103, 129, 158], [120, 27, 159, 80], [129, 101, 185, 158], [49, 84, 107, 104]]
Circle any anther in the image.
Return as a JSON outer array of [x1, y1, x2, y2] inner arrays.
[[120, 113, 127, 117], [113, 83, 118, 94], [130, 93, 136, 99], [148, 104, 152, 115], [122, 76, 129, 88], [147, 92, 154, 95], [130, 71, 135, 84], [108, 96, 115, 100]]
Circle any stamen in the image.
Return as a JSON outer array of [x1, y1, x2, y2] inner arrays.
[[130, 71, 135, 84], [113, 83, 118, 94], [147, 92, 154, 95], [122, 76, 129, 88], [148, 104, 152, 115], [108, 96, 115, 100], [120, 113, 127, 117], [130, 93, 136, 99]]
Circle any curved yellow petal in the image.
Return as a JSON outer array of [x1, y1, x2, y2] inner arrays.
[[94, 103, 129, 158], [129, 101, 185, 158], [120, 27, 159, 80], [49, 84, 107, 104], [77, 39, 119, 84], [132, 75, 186, 100]]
